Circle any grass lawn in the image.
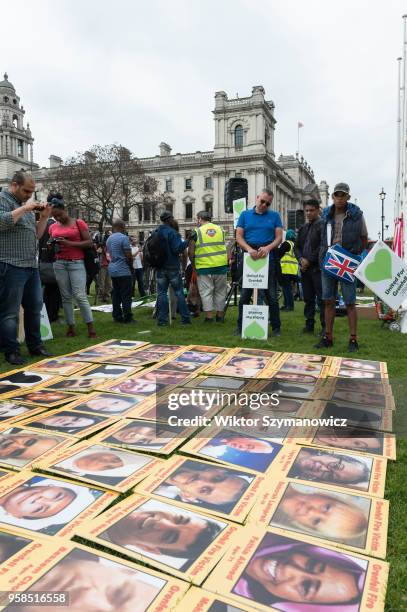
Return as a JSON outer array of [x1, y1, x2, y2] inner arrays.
[[1, 300, 406, 609]]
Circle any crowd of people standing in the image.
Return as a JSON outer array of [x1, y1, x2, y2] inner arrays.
[[0, 171, 368, 366]]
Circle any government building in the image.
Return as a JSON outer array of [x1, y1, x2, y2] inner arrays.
[[0, 74, 329, 239]]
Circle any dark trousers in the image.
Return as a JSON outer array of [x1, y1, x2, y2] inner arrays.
[[132, 268, 146, 297], [280, 274, 296, 309], [301, 268, 325, 330], [237, 259, 281, 331], [43, 283, 61, 322], [111, 275, 133, 322], [0, 263, 43, 356]]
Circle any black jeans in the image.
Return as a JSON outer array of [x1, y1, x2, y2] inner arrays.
[[111, 275, 133, 322], [132, 269, 146, 297], [301, 267, 325, 330]]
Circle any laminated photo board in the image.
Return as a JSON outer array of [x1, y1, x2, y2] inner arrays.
[[0, 472, 116, 539], [0, 400, 50, 425], [61, 391, 148, 417], [312, 401, 393, 433], [76, 493, 240, 584], [19, 409, 118, 439], [330, 357, 388, 376], [0, 426, 72, 471], [2, 541, 189, 609], [36, 440, 163, 492], [92, 418, 198, 455], [204, 528, 389, 612], [269, 444, 387, 498], [180, 424, 284, 475], [136, 389, 224, 424], [25, 357, 91, 376], [247, 480, 388, 559], [137, 455, 265, 523], [3, 389, 83, 408], [173, 587, 259, 611]]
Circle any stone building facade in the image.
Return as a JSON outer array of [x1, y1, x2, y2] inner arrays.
[[0, 77, 328, 239]]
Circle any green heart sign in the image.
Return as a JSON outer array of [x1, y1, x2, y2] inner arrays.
[[243, 321, 266, 339], [246, 256, 267, 272], [233, 201, 245, 214], [365, 249, 392, 283]]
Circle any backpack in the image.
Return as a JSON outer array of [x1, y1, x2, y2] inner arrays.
[[143, 229, 167, 269]]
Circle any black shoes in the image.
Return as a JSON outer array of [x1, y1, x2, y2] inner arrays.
[[315, 336, 333, 349], [272, 328, 281, 337], [216, 315, 225, 323], [302, 327, 314, 334], [348, 339, 359, 352], [5, 352, 25, 365], [29, 346, 51, 357]]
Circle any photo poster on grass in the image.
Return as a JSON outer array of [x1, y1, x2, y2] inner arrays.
[[242, 305, 269, 340], [355, 240, 407, 310], [242, 253, 269, 289], [233, 197, 247, 229]]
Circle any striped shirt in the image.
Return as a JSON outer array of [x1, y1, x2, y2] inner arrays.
[[0, 190, 38, 267]]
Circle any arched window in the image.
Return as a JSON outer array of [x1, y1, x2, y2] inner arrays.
[[12, 115, 18, 129], [234, 125, 244, 149]]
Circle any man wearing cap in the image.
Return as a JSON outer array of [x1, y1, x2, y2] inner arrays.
[[317, 183, 368, 352], [155, 211, 191, 326], [0, 171, 52, 365], [236, 188, 283, 336], [188, 210, 228, 323]]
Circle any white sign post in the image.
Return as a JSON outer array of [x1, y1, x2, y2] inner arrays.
[[232, 197, 247, 229], [242, 305, 269, 340], [242, 253, 269, 289], [355, 241, 407, 311]]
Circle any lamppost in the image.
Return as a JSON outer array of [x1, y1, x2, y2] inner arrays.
[[379, 188, 386, 241]]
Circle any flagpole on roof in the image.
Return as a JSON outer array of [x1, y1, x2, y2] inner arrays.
[[395, 56, 403, 222], [401, 15, 407, 261], [297, 122, 303, 156]]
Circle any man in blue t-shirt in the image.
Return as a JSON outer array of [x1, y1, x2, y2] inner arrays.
[[106, 219, 135, 324], [236, 188, 283, 335]]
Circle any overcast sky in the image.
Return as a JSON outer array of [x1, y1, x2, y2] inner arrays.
[[2, 0, 406, 237]]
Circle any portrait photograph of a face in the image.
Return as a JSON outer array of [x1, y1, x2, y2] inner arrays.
[[37, 441, 162, 492], [336, 368, 384, 381], [276, 445, 386, 497], [181, 426, 284, 474], [0, 473, 116, 538], [318, 401, 393, 432], [331, 357, 387, 375], [153, 361, 204, 374], [175, 350, 221, 365], [26, 358, 91, 376], [138, 344, 183, 354], [308, 425, 397, 460], [102, 375, 168, 396], [207, 354, 270, 378], [5, 389, 83, 407], [0, 400, 48, 424], [0, 426, 71, 470], [251, 378, 319, 400], [20, 409, 117, 438], [204, 529, 389, 612], [282, 352, 329, 365], [334, 377, 392, 395], [95, 419, 195, 455], [100, 353, 161, 367], [78, 494, 238, 584], [248, 481, 388, 558], [97, 339, 148, 351], [138, 456, 265, 523], [270, 370, 320, 385], [64, 392, 147, 416], [137, 391, 223, 423], [45, 376, 110, 393], [330, 388, 396, 410], [1, 542, 188, 611]]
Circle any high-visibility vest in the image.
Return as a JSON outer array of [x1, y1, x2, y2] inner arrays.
[[280, 240, 298, 275], [194, 222, 228, 269]]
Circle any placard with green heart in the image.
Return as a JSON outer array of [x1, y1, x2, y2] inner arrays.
[[233, 200, 245, 215], [243, 321, 266, 339], [364, 249, 392, 283], [246, 256, 267, 272]]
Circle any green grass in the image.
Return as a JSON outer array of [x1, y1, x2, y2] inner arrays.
[[2, 301, 407, 609]]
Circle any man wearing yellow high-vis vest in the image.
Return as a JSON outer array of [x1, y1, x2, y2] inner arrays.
[[188, 211, 228, 323], [279, 229, 299, 311]]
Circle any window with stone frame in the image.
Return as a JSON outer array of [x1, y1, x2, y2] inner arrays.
[[234, 125, 244, 149], [185, 178, 192, 190], [185, 202, 193, 220], [17, 139, 23, 157], [204, 176, 213, 190], [165, 178, 173, 192], [205, 201, 213, 216], [122, 206, 129, 222]]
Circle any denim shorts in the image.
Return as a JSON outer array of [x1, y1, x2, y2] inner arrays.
[[321, 270, 357, 305]]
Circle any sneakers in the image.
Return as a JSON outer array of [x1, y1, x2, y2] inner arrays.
[[348, 339, 359, 352], [272, 328, 281, 337], [314, 336, 333, 349]]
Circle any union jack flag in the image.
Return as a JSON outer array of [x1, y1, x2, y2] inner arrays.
[[323, 245, 361, 284]]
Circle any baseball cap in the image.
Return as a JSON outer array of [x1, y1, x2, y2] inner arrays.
[[160, 211, 173, 222], [333, 182, 350, 195]]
